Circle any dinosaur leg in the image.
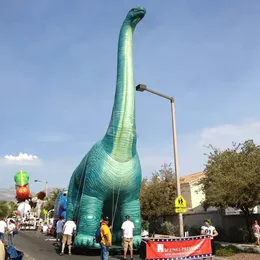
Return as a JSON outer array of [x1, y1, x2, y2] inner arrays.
[[67, 157, 88, 220], [74, 194, 103, 248], [120, 198, 141, 248]]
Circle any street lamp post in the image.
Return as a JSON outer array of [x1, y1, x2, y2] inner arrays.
[[34, 180, 48, 197], [136, 84, 184, 237]]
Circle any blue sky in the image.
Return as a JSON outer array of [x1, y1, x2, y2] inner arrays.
[[1, 0, 260, 192]]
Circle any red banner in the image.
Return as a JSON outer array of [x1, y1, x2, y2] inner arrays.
[[145, 236, 212, 260]]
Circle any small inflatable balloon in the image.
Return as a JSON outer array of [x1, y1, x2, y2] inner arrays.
[[36, 191, 46, 200], [14, 170, 31, 200], [17, 202, 31, 217]]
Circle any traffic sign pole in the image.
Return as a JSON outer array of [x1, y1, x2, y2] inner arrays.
[[175, 196, 187, 214], [171, 100, 184, 237]]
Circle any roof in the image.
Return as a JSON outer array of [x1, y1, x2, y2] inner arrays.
[[180, 171, 205, 185]]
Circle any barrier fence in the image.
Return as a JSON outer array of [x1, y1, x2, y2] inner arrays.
[[141, 235, 212, 260]]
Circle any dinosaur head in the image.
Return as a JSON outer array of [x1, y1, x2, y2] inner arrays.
[[126, 7, 146, 28]]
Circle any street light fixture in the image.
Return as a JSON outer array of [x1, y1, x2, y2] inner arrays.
[[34, 179, 48, 197], [136, 84, 184, 237]]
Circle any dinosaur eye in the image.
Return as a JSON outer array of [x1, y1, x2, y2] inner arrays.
[[63, 192, 67, 197]]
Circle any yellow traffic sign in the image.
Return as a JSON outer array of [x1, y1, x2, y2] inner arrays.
[[175, 195, 187, 208], [175, 207, 187, 213]]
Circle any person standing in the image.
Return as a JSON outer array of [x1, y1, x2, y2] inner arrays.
[[0, 218, 7, 243], [60, 219, 76, 256], [56, 217, 64, 243], [7, 220, 16, 246], [252, 220, 260, 247], [121, 215, 134, 260], [200, 219, 218, 260], [0, 240, 5, 260], [100, 216, 112, 260]]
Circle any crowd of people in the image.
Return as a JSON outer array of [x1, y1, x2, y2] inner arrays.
[[52, 214, 135, 260], [0, 217, 18, 247], [8, 212, 260, 260]]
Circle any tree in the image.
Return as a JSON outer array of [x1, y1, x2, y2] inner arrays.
[[7, 201, 17, 217], [42, 188, 62, 212], [0, 201, 17, 218], [0, 201, 9, 219], [140, 163, 177, 221], [200, 140, 260, 240]]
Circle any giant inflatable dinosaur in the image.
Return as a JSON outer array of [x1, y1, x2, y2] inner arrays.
[[67, 7, 146, 248]]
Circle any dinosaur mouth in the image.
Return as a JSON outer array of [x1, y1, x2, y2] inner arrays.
[[132, 10, 146, 25], [136, 9, 146, 19]]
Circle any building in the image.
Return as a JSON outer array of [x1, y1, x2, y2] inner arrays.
[[180, 171, 260, 215], [180, 172, 207, 213]]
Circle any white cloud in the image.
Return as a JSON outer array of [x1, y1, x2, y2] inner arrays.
[[179, 120, 260, 175], [139, 120, 260, 178], [199, 121, 260, 148], [1, 153, 41, 167], [4, 153, 38, 161]]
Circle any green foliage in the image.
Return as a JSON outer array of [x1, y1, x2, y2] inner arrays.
[[0, 201, 17, 218], [199, 140, 260, 240], [227, 225, 255, 242], [42, 188, 62, 212], [160, 221, 176, 235], [148, 219, 161, 235], [141, 220, 149, 231], [0, 201, 9, 218], [214, 244, 239, 257], [215, 247, 236, 257], [201, 140, 260, 209], [140, 163, 177, 220]]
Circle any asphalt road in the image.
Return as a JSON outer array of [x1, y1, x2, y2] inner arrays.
[[12, 231, 132, 260], [9, 231, 227, 260]]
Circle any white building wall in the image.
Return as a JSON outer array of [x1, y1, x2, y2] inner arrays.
[[190, 183, 206, 212]]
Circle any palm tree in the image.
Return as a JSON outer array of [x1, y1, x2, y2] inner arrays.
[[42, 188, 62, 212]]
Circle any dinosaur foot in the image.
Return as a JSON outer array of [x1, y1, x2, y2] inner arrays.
[[133, 235, 141, 249], [74, 234, 100, 248]]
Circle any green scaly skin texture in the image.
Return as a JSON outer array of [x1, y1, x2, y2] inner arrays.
[[66, 7, 146, 248]]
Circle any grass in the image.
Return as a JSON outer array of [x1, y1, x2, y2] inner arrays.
[[215, 243, 239, 257]]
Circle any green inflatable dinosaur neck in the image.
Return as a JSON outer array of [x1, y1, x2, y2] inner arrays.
[[67, 7, 146, 249], [102, 7, 146, 162]]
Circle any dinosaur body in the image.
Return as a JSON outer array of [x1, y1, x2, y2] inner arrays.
[[67, 7, 146, 248]]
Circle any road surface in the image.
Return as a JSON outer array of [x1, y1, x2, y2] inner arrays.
[[12, 231, 129, 260], [11, 231, 255, 260]]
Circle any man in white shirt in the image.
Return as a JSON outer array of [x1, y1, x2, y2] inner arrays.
[[60, 220, 76, 256], [200, 219, 218, 260], [0, 219, 7, 242], [121, 215, 134, 260]]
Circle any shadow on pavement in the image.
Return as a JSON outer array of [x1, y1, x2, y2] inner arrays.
[[52, 241, 139, 258]]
